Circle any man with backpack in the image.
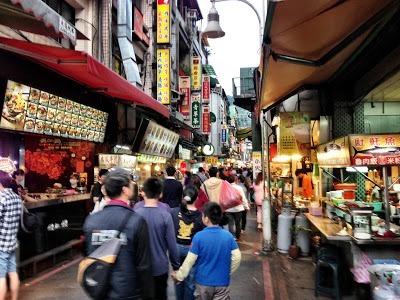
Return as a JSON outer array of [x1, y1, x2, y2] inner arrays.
[[83, 168, 154, 299]]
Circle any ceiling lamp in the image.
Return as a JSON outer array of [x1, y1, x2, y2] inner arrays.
[[203, 0, 225, 39]]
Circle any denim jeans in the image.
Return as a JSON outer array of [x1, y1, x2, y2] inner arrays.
[[175, 243, 195, 300]]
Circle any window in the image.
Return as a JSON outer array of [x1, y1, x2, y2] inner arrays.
[[42, 0, 75, 48]]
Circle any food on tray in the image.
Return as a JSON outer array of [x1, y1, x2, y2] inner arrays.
[[88, 131, 95, 140], [29, 89, 40, 102], [64, 112, 72, 124], [71, 115, 78, 126], [39, 92, 49, 105], [27, 103, 37, 116], [52, 123, 60, 133], [68, 126, 75, 136], [36, 106, 47, 119], [58, 98, 66, 109], [35, 121, 44, 132], [49, 95, 58, 107], [24, 119, 35, 130], [46, 108, 56, 121], [55, 110, 64, 122], [94, 132, 100, 141], [78, 116, 85, 126], [99, 133, 104, 142], [75, 127, 82, 136], [65, 100, 73, 112], [44, 122, 52, 132], [86, 107, 93, 117], [81, 129, 88, 138], [80, 105, 87, 114], [73, 102, 80, 114], [85, 118, 91, 128], [60, 125, 68, 134]]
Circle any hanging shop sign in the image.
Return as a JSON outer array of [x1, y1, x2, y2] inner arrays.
[[0, 157, 16, 174], [132, 119, 179, 158], [278, 112, 311, 157], [156, 49, 170, 104], [202, 75, 210, 104], [191, 56, 201, 90], [133, 6, 144, 40], [191, 93, 201, 128], [221, 124, 228, 143], [316, 136, 350, 167], [252, 151, 262, 179], [349, 134, 400, 166], [205, 156, 218, 165], [202, 105, 210, 134], [179, 76, 191, 120], [1, 80, 108, 142], [179, 146, 191, 160], [156, 0, 170, 43], [98, 154, 138, 170], [137, 154, 167, 164]]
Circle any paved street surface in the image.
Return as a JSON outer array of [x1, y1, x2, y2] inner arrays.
[[18, 207, 358, 299]]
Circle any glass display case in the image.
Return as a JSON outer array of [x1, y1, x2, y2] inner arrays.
[[281, 177, 294, 207]]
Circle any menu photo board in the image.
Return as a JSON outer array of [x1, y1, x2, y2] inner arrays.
[[1, 80, 108, 143], [132, 119, 179, 158]]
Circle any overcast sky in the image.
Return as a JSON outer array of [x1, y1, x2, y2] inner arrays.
[[197, 0, 265, 96]]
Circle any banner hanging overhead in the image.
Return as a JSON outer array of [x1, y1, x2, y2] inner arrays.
[[179, 76, 191, 120], [191, 56, 201, 91], [202, 75, 210, 104], [156, 0, 170, 43], [191, 93, 200, 128], [156, 49, 170, 104]]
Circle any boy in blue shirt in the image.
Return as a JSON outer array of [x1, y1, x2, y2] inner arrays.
[[172, 202, 241, 299]]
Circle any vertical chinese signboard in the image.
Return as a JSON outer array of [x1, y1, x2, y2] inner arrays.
[[133, 7, 144, 40], [179, 76, 191, 120], [191, 56, 201, 90], [278, 112, 311, 157], [221, 124, 227, 143], [202, 106, 210, 134], [202, 75, 210, 104], [252, 151, 262, 179], [191, 93, 200, 128], [156, 49, 170, 104], [157, 0, 170, 44]]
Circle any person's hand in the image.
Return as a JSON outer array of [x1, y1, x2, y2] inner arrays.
[[171, 271, 181, 284]]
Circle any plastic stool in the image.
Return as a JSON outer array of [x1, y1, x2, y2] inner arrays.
[[315, 260, 340, 300]]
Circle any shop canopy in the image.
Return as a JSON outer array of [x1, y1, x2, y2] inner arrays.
[[259, 0, 399, 111], [0, 0, 88, 46], [0, 37, 170, 118]]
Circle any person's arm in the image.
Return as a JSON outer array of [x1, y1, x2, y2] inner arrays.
[[135, 218, 155, 299], [174, 251, 198, 282], [230, 248, 241, 274], [166, 214, 180, 270], [22, 193, 37, 202]]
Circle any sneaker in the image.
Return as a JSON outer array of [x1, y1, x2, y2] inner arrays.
[[241, 230, 244, 234]]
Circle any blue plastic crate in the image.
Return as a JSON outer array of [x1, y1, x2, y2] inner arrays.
[[372, 259, 400, 265]]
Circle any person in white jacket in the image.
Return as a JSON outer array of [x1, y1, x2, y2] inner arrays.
[[91, 184, 110, 214], [225, 175, 249, 241]]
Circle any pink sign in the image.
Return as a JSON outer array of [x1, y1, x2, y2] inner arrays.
[[202, 75, 210, 104]]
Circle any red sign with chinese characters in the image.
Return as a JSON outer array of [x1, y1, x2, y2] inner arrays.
[[133, 7, 144, 40], [202, 75, 210, 104], [202, 105, 210, 134], [179, 76, 190, 120], [349, 134, 400, 166]]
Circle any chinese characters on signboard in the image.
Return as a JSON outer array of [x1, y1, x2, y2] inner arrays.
[[191, 93, 200, 128], [133, 6, 144, 40], [98, 154, 138, 170], [221, 124, 227, 143], [156, 0, 170, 43], [156, 49, 170, 104], [179, 76, 191, 120], [202, 105, 210, 134], [349, 134, 400, 166], [316, 137, 350, 167], [191, 56, 201, 90], [202, 75, 210, 104], [252, 151, 262, 179]]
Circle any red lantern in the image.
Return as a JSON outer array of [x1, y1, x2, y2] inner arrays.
[[180, 162, 187, 173]]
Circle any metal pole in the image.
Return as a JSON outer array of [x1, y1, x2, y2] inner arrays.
[[382, 166, 390, 231], [214, 0, 263, 48]]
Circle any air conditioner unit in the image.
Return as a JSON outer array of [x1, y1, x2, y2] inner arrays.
[[187, 9, 197, 19]]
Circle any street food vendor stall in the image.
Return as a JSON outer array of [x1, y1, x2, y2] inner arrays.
[[306, 134, 400, 290]]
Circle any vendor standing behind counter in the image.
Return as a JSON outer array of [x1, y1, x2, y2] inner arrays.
[[295, 169, 313, 198], [65, 173, 86, 193]]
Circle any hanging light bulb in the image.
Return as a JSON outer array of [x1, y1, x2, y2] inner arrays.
[[203, 0, 225, 39]]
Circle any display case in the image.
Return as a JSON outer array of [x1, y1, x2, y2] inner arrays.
[[281, 177, 294, 207]]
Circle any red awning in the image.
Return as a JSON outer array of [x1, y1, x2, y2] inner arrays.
[[0, 37, 170, 117]]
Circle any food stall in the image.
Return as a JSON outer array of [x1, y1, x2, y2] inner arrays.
[[309, 134, 400, 287], [0, 79, 110, 263]]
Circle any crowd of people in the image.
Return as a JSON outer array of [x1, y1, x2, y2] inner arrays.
[[83, 165, 258, 299]]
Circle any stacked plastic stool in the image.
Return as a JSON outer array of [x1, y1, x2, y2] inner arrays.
[[315, 244, 341, 300]]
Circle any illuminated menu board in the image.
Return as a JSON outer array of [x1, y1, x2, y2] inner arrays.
[[1, 80, 108, 143]]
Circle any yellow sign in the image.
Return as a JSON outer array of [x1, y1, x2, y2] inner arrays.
[[156, 49, 170, 104], [157, 0, 170, 44], [205, 156, 218, 165], [191, 56, 201, 90], [278, 112, 311, 157], [316, 136, 350, 167]]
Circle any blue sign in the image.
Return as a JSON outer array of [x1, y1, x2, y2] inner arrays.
[[221, 129, 226, 143]]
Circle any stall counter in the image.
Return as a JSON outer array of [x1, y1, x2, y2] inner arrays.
[[24, 193, 90, 209]]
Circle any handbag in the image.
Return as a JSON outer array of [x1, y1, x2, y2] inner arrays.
[[219, 180, 242, 211], [20, 205, 40, 233], [77, 211, 132, 300]]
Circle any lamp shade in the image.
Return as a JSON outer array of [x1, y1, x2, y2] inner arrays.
[[203, 3, 225, 38]]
